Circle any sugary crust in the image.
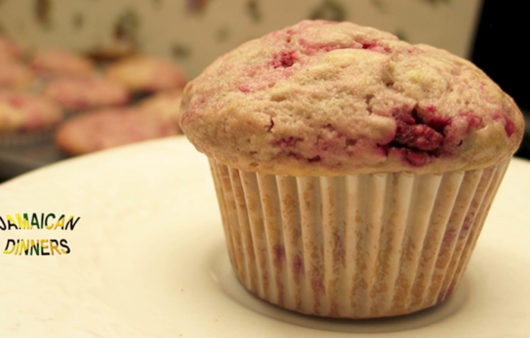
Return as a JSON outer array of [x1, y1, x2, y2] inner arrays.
[[105, 56, 186, 93], [0, 90, 63, 132], [44, 76, 130, 111], [54, 108, 178, 155], [180, 20, 524, 175]]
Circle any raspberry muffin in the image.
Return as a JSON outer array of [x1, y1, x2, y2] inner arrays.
[[0, 90, 63, 145], [30, 49, 96, 78], [0, 36, 33, 89], [0, 102, 25, 132], [54, 108, 178, 156], [179, 20, 524, 318], [105, 55, 186, 93], [43, 76, 130, 112], [0, 60, 35, 90], [137, 89, 182, 132], [0, 35, 23, 62]]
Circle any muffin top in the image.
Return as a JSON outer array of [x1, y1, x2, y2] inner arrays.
[[55, 108, 178, 155], [0, 102, 25, 132], [31, 49, 95, 78], [0, 90, 63, 132], [0, 35, 23, 62], [180, 20, 524, 175], [44, 76, 130, 111], [105, 55, 186, 93], [0, 60, 35, 90], [137, 89, 182, 131]]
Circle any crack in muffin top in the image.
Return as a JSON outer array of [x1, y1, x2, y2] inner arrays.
[[179, 20, 524, 175]]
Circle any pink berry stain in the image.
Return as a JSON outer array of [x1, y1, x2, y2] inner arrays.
[[273, 243, 285, 267], [292, 255, 304, 277], [271, 50, 297, 68], [493, 112, 516, 137], [383, 107, 452, 166]]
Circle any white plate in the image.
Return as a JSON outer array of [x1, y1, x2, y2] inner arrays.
[[1, 137, 529, 337]]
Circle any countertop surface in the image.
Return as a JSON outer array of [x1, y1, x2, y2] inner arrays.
[[1, 137, 529, 337]]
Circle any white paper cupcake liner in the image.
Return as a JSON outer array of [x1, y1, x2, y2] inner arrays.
[[209, 158, 510, 318]]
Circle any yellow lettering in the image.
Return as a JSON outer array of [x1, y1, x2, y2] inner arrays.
[[6, 215, 17, 229], [50, 240, 61, 255], [19, 239, 28, 255], [16, 214, 30, 229], [30, 239, 40, 255], [3, 239, 16, 254], [54, 216, 65, 230], [41, 239, 49, 256], [45, 213, 56, 229]]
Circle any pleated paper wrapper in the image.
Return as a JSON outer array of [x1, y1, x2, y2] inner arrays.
[[209, 158, 510, 318]]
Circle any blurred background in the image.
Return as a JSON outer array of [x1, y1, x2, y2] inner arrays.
[[0, 0, 528, 181]]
